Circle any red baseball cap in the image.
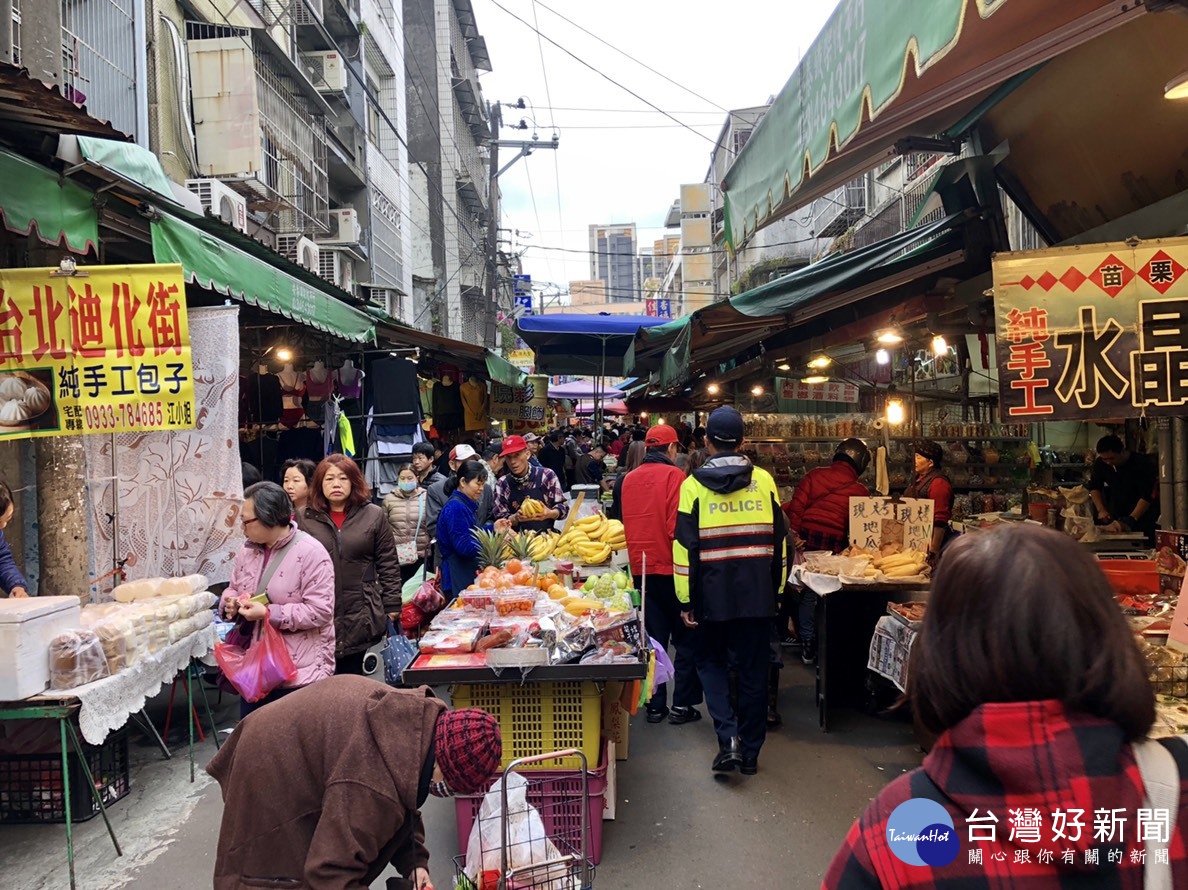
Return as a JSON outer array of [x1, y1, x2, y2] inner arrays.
[[644, 424, 679, 446], [500, 434, 528, 457]]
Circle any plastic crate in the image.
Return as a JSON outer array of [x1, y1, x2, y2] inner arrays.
[[1100, 560, 1159, 596], [454, 740, 609, 867], [451, 680, 602, 771], [0, 729, 130, 824]]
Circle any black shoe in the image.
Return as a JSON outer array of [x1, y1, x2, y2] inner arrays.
[[668, 706, 702, 725], [801, 647, 817, 666], [740, 755, 758, 775], [646, 707, 668, 724], [712, 738, 742, 773]]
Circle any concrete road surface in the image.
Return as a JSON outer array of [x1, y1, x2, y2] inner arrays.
[[0, 665, 921, 890]]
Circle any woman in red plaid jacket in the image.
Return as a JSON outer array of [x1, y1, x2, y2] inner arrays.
[[824, 524, 1188, 889]]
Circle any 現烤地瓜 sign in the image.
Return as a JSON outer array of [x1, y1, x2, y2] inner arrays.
[[848, 497, 934, 553], [993, 237, 1188, 421], [0, 263, 194, 438]]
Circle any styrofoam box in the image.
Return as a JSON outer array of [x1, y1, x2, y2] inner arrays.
[[0, 597, 82, 700]]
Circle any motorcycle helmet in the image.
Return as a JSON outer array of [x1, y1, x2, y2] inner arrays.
[[834, 437, 871, 474]]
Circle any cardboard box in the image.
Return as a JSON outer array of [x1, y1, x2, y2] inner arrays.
[[1154, 530, 1188, 598], [0, 597, 82, 700]]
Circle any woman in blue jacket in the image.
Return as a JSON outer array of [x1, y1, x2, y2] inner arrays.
[[0, 482, 28, 598], [436, 460, 510, 600]]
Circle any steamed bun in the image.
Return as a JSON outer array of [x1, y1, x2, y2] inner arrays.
[[0, 375, 26, 401], [0, 399, 30, 424], [22, 385, 49, 415]]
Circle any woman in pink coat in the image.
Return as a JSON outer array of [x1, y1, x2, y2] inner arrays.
[[221, 481, 336, 717]]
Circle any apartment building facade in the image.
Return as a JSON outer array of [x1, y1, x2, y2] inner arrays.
[[588, 223, 639, 304]]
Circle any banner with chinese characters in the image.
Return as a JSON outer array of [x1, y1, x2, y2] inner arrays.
[[848, 497, 934, 552], [992, 237, 1188, 420], [0, 264, 194, 438], [778, 377, 860, 404], [490, 374, 547, 424]]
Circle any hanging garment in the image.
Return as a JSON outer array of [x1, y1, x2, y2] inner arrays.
[[279, 377, 307, 427], [369, 358, 422, 423], [431, 378, 464, 432], [418, 378, 433, 416], [277, 427, 324, 467], [335, 366, 363, 399], [460, 378, 489, 432], [247, 373, 283, 425], [305, 367, 335, 402], [337, 411, 356, 457]]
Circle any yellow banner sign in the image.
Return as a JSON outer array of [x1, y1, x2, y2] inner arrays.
[[490, 374, 547, 423], [0, 264, 194, 438]]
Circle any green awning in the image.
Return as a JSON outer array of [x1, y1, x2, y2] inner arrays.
[[484, 351, 527, 388], [629, 211, 975, 388], [74, 136, 174, 199], [721, 0, 1133, 248], [0, 149, 98, 253], [151, 214, 376, 344]]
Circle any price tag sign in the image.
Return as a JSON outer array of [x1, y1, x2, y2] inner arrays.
[[848, 497, 934, 552]]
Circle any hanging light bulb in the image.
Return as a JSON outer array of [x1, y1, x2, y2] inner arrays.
[[876, 348, 890, 365], [801, 374, 829, 385], [275, 346, 294, 362], [876, 329, 903, 345], [886, 398, 906, 426], [807, 354, 832, 370], [751, 385, 764, 396], [707, 383, 720, 395], [931, 334, 948, 356], [776, 362, 791, 372]]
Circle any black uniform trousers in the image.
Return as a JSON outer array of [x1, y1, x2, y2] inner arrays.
[[642, 574, 703, 711], [694, 616, 770, 757]]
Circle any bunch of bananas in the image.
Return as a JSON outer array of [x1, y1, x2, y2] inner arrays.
[[519, 497, 548, 519], [549, 513, 627, 565], [526, 530, 559, 562]]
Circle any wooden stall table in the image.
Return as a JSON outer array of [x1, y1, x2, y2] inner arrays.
[[794, 570, 929, 731]]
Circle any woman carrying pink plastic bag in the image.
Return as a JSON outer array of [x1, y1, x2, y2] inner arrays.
[[218, 482, 336, 718]]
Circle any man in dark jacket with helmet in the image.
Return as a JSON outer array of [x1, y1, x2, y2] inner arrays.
[[782, 437, 871, 664]]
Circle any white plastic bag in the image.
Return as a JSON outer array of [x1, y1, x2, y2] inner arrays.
[[464, 772, 579, 889]]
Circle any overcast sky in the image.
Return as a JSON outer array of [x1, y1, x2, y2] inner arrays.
[[469, 0, 841, 299]]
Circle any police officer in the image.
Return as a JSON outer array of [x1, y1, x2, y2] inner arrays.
[[674, 407, 787, 775]]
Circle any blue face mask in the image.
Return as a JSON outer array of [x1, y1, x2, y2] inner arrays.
[[398, 480, 418, 493]]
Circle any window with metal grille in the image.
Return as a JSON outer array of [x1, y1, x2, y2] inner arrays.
[[11, 0, 20, 65]]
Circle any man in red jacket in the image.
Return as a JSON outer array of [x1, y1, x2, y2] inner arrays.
[[783, 437, 871, 664], [621, 424, 703, 724]]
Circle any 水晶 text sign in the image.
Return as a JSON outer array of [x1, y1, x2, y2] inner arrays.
[[0, 264, 194, 438], [993, 237, 1188, 420]]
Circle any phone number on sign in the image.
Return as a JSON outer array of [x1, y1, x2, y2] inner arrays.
[[83, 401, 193, 431]]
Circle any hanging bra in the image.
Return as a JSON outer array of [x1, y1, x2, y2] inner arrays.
[[305, 371, 335, 401], [336, 368, 362, 400]]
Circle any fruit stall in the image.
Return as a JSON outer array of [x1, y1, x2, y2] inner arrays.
[[402, 516, 648, 870]]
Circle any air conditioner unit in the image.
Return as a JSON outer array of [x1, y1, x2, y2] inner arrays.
[[364, 287, 393, 313], [185, 179, 248, 233], [302, 50, 347, 93], [318, 249, 354, 292], [319, 208, 361, 245], [291, 0, 323, 25], [277, 234, 320, 271]]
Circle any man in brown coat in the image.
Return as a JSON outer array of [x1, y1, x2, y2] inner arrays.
[[208, 676, 501, 889]]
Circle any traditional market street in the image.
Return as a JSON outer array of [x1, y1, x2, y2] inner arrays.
[[1, 668, 919, 890]]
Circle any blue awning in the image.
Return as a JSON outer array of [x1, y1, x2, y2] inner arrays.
[[515, 313, 670, 376]]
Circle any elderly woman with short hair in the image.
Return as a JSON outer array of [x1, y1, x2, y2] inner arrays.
[[220, 481, 336, 717]]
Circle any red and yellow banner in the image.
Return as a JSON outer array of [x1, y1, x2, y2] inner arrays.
[[0, 263, 194, 438], [993, 237, 1188, 421]]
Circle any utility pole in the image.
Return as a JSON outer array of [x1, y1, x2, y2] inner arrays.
[[485, 102, 501, 346]]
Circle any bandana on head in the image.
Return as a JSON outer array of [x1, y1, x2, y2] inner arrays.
[[434, 709, 502, 795]]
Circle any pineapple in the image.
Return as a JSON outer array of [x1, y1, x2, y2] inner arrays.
[[472, 528, 507, 569], [506, 532, 536, 565]]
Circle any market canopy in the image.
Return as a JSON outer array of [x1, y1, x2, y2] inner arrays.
[[547, 379, 624, 400], [722, 0, 1142, 248], [628, 210, 979, 388], [373, 320, 526, 388], [515, 313, 670, 377], [0, 148, 99, 254], [151, 213, 378, 344]]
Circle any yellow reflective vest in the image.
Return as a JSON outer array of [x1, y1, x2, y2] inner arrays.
[[673, 454, 787, 621]]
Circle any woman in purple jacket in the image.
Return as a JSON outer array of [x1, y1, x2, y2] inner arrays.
[[0, 482, 28, 597], [221, 482, 336, 717]]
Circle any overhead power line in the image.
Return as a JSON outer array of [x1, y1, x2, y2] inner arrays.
[[531, 0, 730, 113], [486, 0, 718, 146]]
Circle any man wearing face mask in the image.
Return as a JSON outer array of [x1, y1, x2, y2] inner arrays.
[[208, 675, 501, 890]]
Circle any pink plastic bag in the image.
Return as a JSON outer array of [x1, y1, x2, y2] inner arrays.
[[213, 619, 297, 702]]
